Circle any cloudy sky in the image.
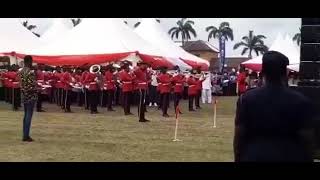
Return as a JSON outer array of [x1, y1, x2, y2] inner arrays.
[[20, 18, 301, 57]]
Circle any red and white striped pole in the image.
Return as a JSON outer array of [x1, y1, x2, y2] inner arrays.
[[213, 97, 217, 128], [173, 105, 182, 142]]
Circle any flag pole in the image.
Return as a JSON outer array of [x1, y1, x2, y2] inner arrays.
[[173, 106, 182, 142]]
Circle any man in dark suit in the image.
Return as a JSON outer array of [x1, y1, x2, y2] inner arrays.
[[234, 51, 317, 162]]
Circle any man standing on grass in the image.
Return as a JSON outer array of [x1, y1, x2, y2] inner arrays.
[[234, 51, 316, 162], [18, 55, 38, 142]]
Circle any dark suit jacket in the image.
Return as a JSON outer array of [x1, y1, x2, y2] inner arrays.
[[234, 84, 316, 162]]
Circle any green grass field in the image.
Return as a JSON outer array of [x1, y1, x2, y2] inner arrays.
[[0, 96, 237, 162]]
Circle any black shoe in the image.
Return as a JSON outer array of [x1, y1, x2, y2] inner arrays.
[[163, 114, 170, 117], [91, 111, 99, 114], [196, 106, 201, 109], [22, 137, 34, 142], [139, 119, 150, 122], [107, 108, 115, 112], [189, 109, 195, 112], [37, 109, 46, 112]]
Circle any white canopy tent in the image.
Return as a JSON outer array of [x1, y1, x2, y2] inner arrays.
[[0, 18, 43, 64], [134, 18, 209, 69], [0, 18, 43, 53], [29, 18, 186, 67], [242, 33, 300, 71], [40, 18, 72, 44]]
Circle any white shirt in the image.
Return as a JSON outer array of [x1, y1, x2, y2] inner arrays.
[[202, 74, 212, 89], [151, 74, 158, 86]]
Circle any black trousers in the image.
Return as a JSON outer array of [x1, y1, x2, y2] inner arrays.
[[174, 92, 182, 111], [0, 87, 4, 101], [36, 92, 43, 111], [189, 95, 196, 110], [149, 85, 157, 104], [195, 90, 201, 108], [12, 88, 21, 110], [89, 90, 99, 113], [84, 89, 90, 109], [162, 93, 170, 115], [63, 89, 71, 112], [122, 91, 131, 114], [101, 90, 108, 107], [183, 86, 188, 100], [158, 92, 163, 109], [58, 88, 63, 107], [115, 87, 121, 106], [77, 91, 85, 106], [7, 87, 12, 103], [107, 90, 115, 110], [4, 87, 9, 102], [138, 89, 147, 121]]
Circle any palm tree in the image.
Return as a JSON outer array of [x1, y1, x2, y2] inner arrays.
[[22, 20, 40, 37], [233, 30, 268, 59], [293, 28, 301, 46], [206, 22, 234, 72], [168, 18, 197, 46], [71, 18, 81, 27]]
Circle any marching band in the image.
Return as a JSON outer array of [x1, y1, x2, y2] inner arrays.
[[0, 60, 209, 121]]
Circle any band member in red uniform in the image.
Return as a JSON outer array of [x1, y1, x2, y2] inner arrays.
[[61, 66, 73, 113], [81, 68, 90, 110], [188, 70, 198, 111], [36, 64, 46, 112], [53, 67, 62, 106], [134, 61, 150, 122], [7, 65, 21, 110], [195, 71, 206, 110], [104, 64, 117, 111], [84, 65, 100, 114], [72, 68, 84, 106], [119, 61, 135, 115], [156, 71, 162, 110], [5, 66, 13, 104], [158, 67, 172, 117], [237, 65, 247, 96], [172, 66, 185, 114]]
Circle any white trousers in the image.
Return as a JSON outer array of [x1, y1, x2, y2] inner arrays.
[[202, 89, 212, 104]]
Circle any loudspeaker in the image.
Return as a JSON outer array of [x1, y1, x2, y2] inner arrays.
[[301, 26, 320, 43], [302, 18, 320, 25], [300, 44, 320, 61], [300, 18, 320, 80], [299, 62, 320, 79]]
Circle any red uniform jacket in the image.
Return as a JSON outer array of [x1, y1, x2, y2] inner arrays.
[[7, 71, 19, 89], [104, 71, 116, 91], [237, 72, 247, 93], [84, 73, 99, 91], [187, 77, 198, 96], [62, 72, 73, 90], [54, 72, 63, 89], [36, 70, 45, 82], [158, 73, 172, 94], [81, 71, 89, 86], [119, 70, 135, 92], [195, 78, 205, 91], [134, 68, 149, 90], [172, 74, 185, 93], [3, 72, 10, 88]]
